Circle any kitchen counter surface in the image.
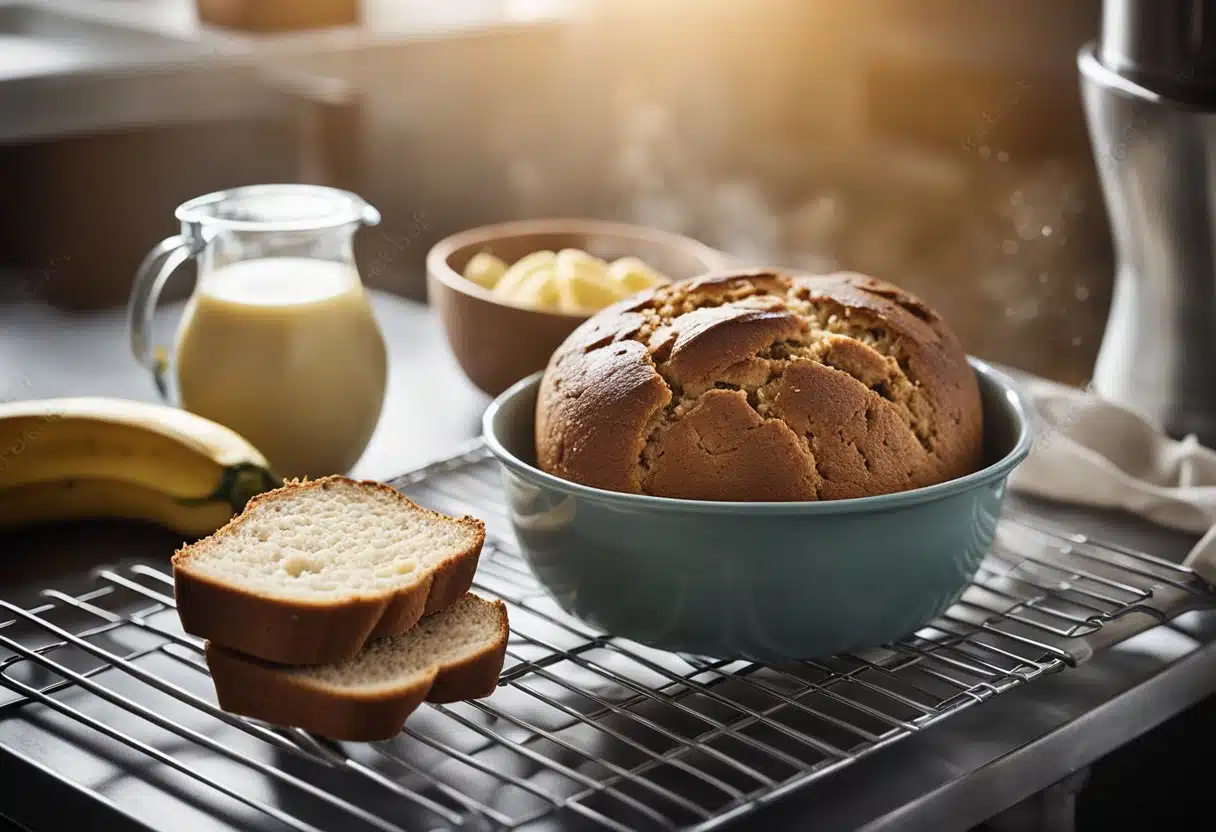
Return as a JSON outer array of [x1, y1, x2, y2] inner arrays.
[[1, 293, 1214, 831]]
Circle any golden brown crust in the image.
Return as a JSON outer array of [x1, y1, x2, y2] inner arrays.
[[535, 327, 671, 493], [536, 270, 983, 501], [204, 598, 509, 742], [172, 476, 486, 665]]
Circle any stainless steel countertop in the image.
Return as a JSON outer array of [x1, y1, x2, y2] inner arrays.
[[1, 291, 1214, 830]]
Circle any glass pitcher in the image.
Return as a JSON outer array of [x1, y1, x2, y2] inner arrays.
[[127, 184, 388, 480]]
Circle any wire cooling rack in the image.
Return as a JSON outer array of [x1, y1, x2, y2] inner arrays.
[[0, 441, 1212, 832]]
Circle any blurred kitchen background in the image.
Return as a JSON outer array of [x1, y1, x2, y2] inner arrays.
[[0, 0, 1107, 385]]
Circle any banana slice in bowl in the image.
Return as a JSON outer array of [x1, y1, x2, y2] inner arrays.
[[427, 218, 730, 396], [466, 246, 672, 314]]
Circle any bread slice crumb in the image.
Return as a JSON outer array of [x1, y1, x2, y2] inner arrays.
[[173, 476, 486, 665]]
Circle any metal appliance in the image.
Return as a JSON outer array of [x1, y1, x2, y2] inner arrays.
[[1082, 0, 1216, 443]]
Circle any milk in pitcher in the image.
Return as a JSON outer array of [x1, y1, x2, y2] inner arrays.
[[175, 257, 388, 479]]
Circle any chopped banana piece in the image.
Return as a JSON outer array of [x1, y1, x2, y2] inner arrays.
[[492, 250, 556, 299], [554, 249, 621, 312], [514, 270, 562, 310], [556, 249, 611, 285], [557, 269, 624, 312], [462, 252, 508, 289], [609, 257, 670, 293], [476, 246, 674, 313], [556, 248, 609, 274]]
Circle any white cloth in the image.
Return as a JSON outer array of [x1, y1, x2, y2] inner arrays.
[[1007, 372, 1216, 586]]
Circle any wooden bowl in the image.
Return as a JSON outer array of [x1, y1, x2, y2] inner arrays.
[[427, 219, 732, 397]]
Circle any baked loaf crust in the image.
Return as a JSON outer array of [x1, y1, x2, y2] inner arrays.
[[535, 270, 983, 501], [173, 476, 485, 665]]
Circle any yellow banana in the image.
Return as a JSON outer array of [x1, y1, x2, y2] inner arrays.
[[555, 254, 622, 312], [0, 479, 238, 538], [0, 397, 280, 537], [462, 251, 508, 289], [608, 256, 670, 293], [492, 250, 557, 300]]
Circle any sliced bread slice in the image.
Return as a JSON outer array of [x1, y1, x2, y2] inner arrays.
[[173, 476, 486, 665], [206, 593, 509, 741]]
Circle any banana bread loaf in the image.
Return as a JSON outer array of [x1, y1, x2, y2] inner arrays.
[[535, 270, 983, 501]]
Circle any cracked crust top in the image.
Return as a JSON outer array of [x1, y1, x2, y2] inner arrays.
[[535, 270, 983, 501]]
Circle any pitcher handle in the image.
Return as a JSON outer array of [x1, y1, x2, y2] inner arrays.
[[127, 234, 204, 402]]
